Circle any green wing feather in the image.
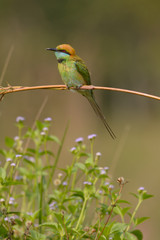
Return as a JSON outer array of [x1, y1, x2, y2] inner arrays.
[[74, 58, 91, 85], [74, 56, 116, 139]]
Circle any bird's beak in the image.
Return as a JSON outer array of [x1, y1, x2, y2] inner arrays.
[[46, 48, 57, 51]]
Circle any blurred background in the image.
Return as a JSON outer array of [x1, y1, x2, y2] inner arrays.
[[0, 0, 160, 238]]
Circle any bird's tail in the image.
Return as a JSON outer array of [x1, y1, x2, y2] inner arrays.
[[87, 96, 116, 139]]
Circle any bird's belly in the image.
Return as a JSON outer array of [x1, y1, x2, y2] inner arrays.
[[58, 64, 86, 88]]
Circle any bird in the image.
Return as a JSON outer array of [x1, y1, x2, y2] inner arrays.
[[46, 44, 116, 139]]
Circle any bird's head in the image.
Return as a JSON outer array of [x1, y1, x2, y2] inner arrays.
[[46, 44, 76, 61]]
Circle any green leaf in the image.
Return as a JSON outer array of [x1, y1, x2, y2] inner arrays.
[[0, 168, 6, 180], [40, 222, 59, 231], [30, 230, 46, 240], [75, 162, 86, 171], [101, 222, 114, 236], [142, 192, 154, 200], [68, 204, 77, 214], [72, 190, 84, 200], [135, 217, 150, 226], [113, 206, 123, 217], [131, 229, 143, 240], [0, 149, 6, 156], [0, 225, 8, 238], [116, 200, 130, 204], [53, 212, 63, 225], [79, 152, 89, 157], [47, 135, 60, 144], [96, 235, 107, 240], [26, 148, 36, 154], [121, 207, 131, 216], [18, 167, 34, 177], [111, 223, 127, 234], [5, 137, 14, 148], [36, 120, 44, 131], [110, 233, 121, 240], [124, 232, 137, 240], [23, 159, 35, 167], [98, 203, 109, 215], [3, 180, 24, 186], [130, 193, 138, 199], [39, 150, 54, 157]]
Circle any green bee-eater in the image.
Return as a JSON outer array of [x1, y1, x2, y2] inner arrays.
[[46, 44, 115, 139]]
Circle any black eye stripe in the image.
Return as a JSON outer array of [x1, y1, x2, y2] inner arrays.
[[58, 58, 65, 63], [57, 49, 71, 55]]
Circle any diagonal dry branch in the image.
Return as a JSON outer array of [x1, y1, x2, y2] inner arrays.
[[0, 84, 160, 101]]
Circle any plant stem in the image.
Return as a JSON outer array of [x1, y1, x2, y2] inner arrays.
[[97, 184, 124, 240], [125, 197, 142, 232], [39, 174, 44, 231], [75, 197, 88, 231], [47, 123, 68, 188]]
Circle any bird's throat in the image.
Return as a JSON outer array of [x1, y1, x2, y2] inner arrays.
[[58, 58, 65, 63]]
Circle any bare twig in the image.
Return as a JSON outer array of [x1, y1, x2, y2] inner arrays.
[[0, 45, 14, 85], [0, 84, 160, 101]]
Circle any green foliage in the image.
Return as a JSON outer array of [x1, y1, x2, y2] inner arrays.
[[0, 118, 153, 239]]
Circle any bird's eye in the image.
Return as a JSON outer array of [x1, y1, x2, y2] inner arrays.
[[60, 50, 70, 55]]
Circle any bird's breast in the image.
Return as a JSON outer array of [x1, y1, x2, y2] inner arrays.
[[58, 61, 86, 88]]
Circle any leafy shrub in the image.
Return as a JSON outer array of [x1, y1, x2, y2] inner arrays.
[[0, 117, 153, 239]]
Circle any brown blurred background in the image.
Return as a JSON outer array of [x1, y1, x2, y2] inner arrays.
[[0, 0, 160, 238]]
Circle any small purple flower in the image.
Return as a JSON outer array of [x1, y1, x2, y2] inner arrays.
[[0, 198, 5, 202], [15, 176, 23, 180], [104, 166, 109, 170], [88, 134, 97, 140], [10, 163, 16, 167], [10, 197, 15, 201], [105, 182, 110, 186], [40, 131, 46, 136], [70, 147, 76, 153], [4, 217, 10, 222], [75, 199, 83, 203], [24, 156, 35, 163], [10, 215, 19, 220], [96, 152, 102, 157], [109, 184, 114, 190], [14, 136, 19, 141], [34, 223, 39, 227], [138, 187, 145, 193], [44, 117, 52, 122], [75, 137, 84, 143], [16, 154, 22, 158], [43, 127, 48, 132], [6, 158, 12, 162], [16, 116, 25, 123], [9, 197, 14, 205], [83, 181, 92, 185], [27, 212, 33, 216], [100, 169, 106, 175], [62, 181, 68, 186], [58, 173, 63, 178], [99, 190, 103, 194], [49, 201, 56, 210]]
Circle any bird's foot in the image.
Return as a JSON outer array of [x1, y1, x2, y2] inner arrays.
[[66, 84, 82, 90], [75, 84, 83, 90], [66, 85, 71, 90]]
